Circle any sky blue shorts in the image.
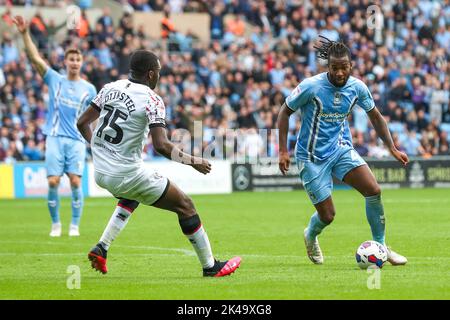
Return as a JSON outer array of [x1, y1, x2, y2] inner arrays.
[[297, 147, 366, 205], [45, 136, 86, 177]]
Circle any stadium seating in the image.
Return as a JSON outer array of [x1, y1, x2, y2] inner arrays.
[[1, 0, 449, 162]]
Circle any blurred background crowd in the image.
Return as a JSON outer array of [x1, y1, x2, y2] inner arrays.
[[0, 0, 449, 163]]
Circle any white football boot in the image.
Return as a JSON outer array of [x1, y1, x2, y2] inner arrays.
[[303, 228, 324, 264], [385, 246, 407, 266], [49, 222, 62, 237], [69, 224, 80, 237]]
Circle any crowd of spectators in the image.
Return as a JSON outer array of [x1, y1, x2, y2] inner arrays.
[[1, 0, 450, 164], [0, 1, 70, 7]]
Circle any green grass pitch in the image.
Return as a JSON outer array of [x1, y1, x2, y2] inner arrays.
[[0, 188, 449, 299]]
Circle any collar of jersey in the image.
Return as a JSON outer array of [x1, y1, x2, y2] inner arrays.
[[128, 77, 148, 86]]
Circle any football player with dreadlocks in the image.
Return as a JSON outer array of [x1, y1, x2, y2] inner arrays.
[[277, 36, 409, 266]]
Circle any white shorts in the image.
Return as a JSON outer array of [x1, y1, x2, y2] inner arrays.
[[94, 168, 169, 206]]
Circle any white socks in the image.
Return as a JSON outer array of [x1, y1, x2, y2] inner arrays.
[[99, 206, 132, 250], [185, 225, 215, 269]]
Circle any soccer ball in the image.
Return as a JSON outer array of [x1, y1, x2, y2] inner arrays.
[[355, 240, 387, 269]]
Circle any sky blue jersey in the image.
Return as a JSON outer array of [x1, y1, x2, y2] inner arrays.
[[286, 72, 375, 162], [43, 68, 97, 142]]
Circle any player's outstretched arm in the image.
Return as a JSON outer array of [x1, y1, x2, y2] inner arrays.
[[277, 102, 295, 175], [367, 107, 409, 165], [12, 15, 49, 77], [150, 126, 211, 175], [77, 105, 100, 143]]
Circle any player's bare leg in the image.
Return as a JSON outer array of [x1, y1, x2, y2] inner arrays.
[[68, 173, 83, 236], [153, 180, 241, 277], [47, 176, 61, 237], [304, 197, 335, 264], [343, 164, 407, 265]]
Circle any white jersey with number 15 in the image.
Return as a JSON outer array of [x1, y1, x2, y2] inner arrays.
[[90, 79, 166, 176]]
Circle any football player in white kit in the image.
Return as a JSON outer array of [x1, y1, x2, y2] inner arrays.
[[77, 50, 241, 277]]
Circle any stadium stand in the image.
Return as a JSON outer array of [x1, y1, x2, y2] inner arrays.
[[0, 0, 449, 163]]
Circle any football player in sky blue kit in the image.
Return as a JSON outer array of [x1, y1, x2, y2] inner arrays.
[[14, 16, 97, 237], [277, 36, 408, 266]]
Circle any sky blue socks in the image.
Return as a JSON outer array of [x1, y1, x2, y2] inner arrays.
[[365, 194, 385, 245], [306, 211, 328, 240], [71, 186, 83, 226], [48, 186, 60, 224]]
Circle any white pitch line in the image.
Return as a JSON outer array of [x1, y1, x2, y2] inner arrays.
[[115, 244, 195, 256], [0, 251, 447, 261], [0, 252, 190, 257], [0, 240, 195, 256], [0, 240, 448, 260]]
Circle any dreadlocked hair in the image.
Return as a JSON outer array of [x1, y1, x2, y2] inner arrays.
[[313, 35, 351, 62]]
